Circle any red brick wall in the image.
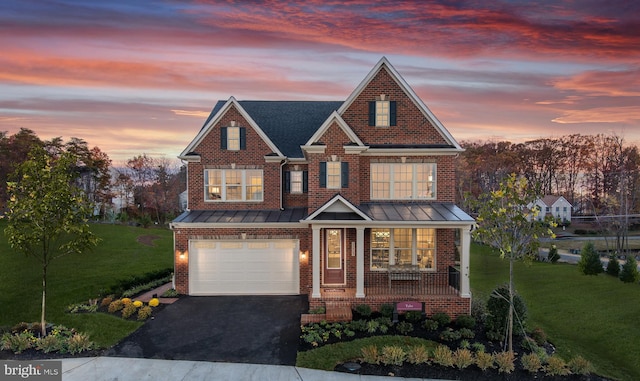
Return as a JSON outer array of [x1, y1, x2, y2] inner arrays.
[[187, 106, 283, 210], [341, 67, 450, 146]]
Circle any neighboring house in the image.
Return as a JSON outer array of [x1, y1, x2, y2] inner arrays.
[[170, 57, 475, 316], [531, 195, 572, 223]]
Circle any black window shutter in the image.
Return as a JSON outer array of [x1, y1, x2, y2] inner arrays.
[[368, 101, 375, 126], [239, 127, 246, 150], [319, 162, 327, 188], [220, 127, 227, 149], [341, 162, 349, 188], [303, 171, 308, 193], [284, 171, 291, 193], [390, 101, 397, 126]]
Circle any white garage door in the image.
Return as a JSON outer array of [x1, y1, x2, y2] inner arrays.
[[189, 239, 299, 295]]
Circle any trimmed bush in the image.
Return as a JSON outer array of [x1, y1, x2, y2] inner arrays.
[[606, 255, 620, 277], [404, 310, 423, 323], [431, 312, 451, 327], [396, 321, 414, 335], [423, 319, 439, 331], [620, 256, 640, 283], [121, 303, 138, 318], [379, 303, 394, 318], [577, 242, 603, 275], [455, 314, 476, 329], [138, 306, 153, 321], [354, 304, 372, 318], [486, 284, 527, 338], [108, 299, 124, 313]]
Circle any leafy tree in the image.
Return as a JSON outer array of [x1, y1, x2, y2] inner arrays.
[[577, 242, 603, 275], [619, 256, 639, 283], [4, 147, 100, 336], [606, 255, 620, 277], [470, 173, 554, 352]]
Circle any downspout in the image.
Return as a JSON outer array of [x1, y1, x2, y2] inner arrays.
[[279, 159, 288, 210]]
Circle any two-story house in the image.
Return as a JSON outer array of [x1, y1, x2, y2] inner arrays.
[[170, 57, 475, 317], [530, 195, 573, 223]]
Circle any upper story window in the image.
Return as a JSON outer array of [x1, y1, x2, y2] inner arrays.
[[371, 163, 435, 200], [285, 170, 307, 194], [220, 125, 246, 151], [204, 169, 263, 202], [320, 161, 349, 189], [368, 95, 396, 127]]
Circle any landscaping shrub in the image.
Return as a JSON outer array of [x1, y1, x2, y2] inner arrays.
[[1, 331, 33, 353], [458, 328, 475, 339], [454, 314, 476, 329], [568, 355, 593, 375], [36, 334, 63, 353], [578, 242, 603, 275], [348, 320, 367, 332], [406, 345, 430, 364], [520, 352, 542, 373], [379, 303, 394, 318], [486, 284, 527, 338], [133, 300, 143, 308], [432, 345, 454, 367], [471, 342, 485, 353], [121, 303, 138, 319], [459, 339, 470, 349], [470, 297, 487, 324], [396, 321, 413, 335], [494, 351, 515, 374], [361, 345, 379, 364], [475, 351, 494, 370], [545, 355, 570, 376], [439, 328, 462, 342], [309, 306, 325, 314], [431, 312, 451, 327], [355, 304, 372, 318], [404, 310, 422, 323], [423, 319, 438, 331], [606, 255, 620, 277], [107, 299, 124, 313], [148, 298, 160, 307], [548, 245, 560, 263], [620, 256, 640, 283], [67, 332, 93, 354], [453, 348, 474, 369], [366, 320, 380, 334], [380, 345, 406, 366], [529, 326, 547, 346], [100, 296, 114, 308]]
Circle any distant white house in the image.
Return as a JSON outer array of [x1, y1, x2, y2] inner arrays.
[[530, 195, 573, 223]]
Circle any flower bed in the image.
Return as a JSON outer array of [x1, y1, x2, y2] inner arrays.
[[0, 323, 96, 358]]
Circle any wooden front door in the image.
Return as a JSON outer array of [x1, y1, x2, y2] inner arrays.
[[323, 228, 345, 284]]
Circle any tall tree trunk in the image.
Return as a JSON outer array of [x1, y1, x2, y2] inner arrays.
[[41, 264, 47, 337], [508, 255, 514, 353]]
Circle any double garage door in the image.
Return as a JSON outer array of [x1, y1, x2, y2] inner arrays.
[[189, 239, 299, 295]]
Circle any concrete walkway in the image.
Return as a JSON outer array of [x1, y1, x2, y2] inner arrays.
[[61, 357, 446, 381]]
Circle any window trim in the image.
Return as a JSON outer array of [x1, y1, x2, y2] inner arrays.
[[370, 163, 436, 200], [290, 170, 304, 194], [369, 228, 436, 271], [204, 168, 263, 202], [320, 162, 349, 189]]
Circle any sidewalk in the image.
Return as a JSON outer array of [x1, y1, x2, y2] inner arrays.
[[61, 357, 445, 381]]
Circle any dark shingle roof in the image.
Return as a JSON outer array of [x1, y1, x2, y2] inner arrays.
[[203, 100, 343, 157]]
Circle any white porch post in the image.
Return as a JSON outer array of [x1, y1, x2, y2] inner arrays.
[[356, 226, 365, 298], [312, 225, 321, 298], [460, 226, 472, 298]]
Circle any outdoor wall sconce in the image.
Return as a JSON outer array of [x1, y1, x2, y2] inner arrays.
[[300, 250, 308, 261], [176, 250, 187, 260]]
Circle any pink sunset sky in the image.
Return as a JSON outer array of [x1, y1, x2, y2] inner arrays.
[[1, 0, 638, 162]]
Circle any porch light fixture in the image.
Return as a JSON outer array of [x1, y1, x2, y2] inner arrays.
[[176, 250, 187, 260], [300, 250, 308, 261]]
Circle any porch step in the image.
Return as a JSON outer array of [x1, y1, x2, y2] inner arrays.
[[325, 302, 353, 322]]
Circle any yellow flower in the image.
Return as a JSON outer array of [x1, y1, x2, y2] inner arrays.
[[121, 298, 132, 305], [133, 300, 143, 308], [149, 298, 160, 307]]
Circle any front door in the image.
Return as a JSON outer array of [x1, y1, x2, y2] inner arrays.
[[323, 228, 345, 284]]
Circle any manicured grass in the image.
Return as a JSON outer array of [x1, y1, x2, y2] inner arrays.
[[0, 221, 173, 347], [296, 336, 437, 371], [471, 243, 640, 381]]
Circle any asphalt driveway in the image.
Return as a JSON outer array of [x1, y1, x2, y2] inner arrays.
[[105, 295, 308, 365]]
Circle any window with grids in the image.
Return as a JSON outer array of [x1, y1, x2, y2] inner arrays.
[[370, 228, 435, 270], [371, 163, 436, 199], [290, 171, 303, 193], [204, 169, 263, 201], [376, 100, 390, 127], [226, 127, 240, 150], [326, 162, 342, 189]]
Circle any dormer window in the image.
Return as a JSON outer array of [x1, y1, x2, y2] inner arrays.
[[368, 95, 397, 127], [220, 123, 246, 151]]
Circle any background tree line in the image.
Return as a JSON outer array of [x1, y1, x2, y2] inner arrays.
[[0, 128, 185, 226]]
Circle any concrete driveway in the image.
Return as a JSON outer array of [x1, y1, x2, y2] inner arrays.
[[105, 295, 308, 366]]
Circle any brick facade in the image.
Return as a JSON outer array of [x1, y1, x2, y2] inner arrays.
[[172, 58, 473, 319]]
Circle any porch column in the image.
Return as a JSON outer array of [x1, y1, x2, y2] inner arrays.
[[312, 225, 321, 298], [356, 226, 365, 298], [460, 226, 472, 298]]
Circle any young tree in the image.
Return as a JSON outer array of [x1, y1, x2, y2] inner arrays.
[[470, 173, 554, 352], [577, 242, 604, 275], [619, 256, 639, 283], [606, 254, 620, 277], [3, 147, 100, 336]]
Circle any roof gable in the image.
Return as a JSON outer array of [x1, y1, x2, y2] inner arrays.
[[305, 194, 372, 221], [179, 97, 283, 159], [338, 57, 462, 150], [304, 111, 365, 147]]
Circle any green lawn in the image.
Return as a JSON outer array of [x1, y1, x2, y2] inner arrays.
[[0, 221, 173, 347], [471, 243, 640, 381]]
